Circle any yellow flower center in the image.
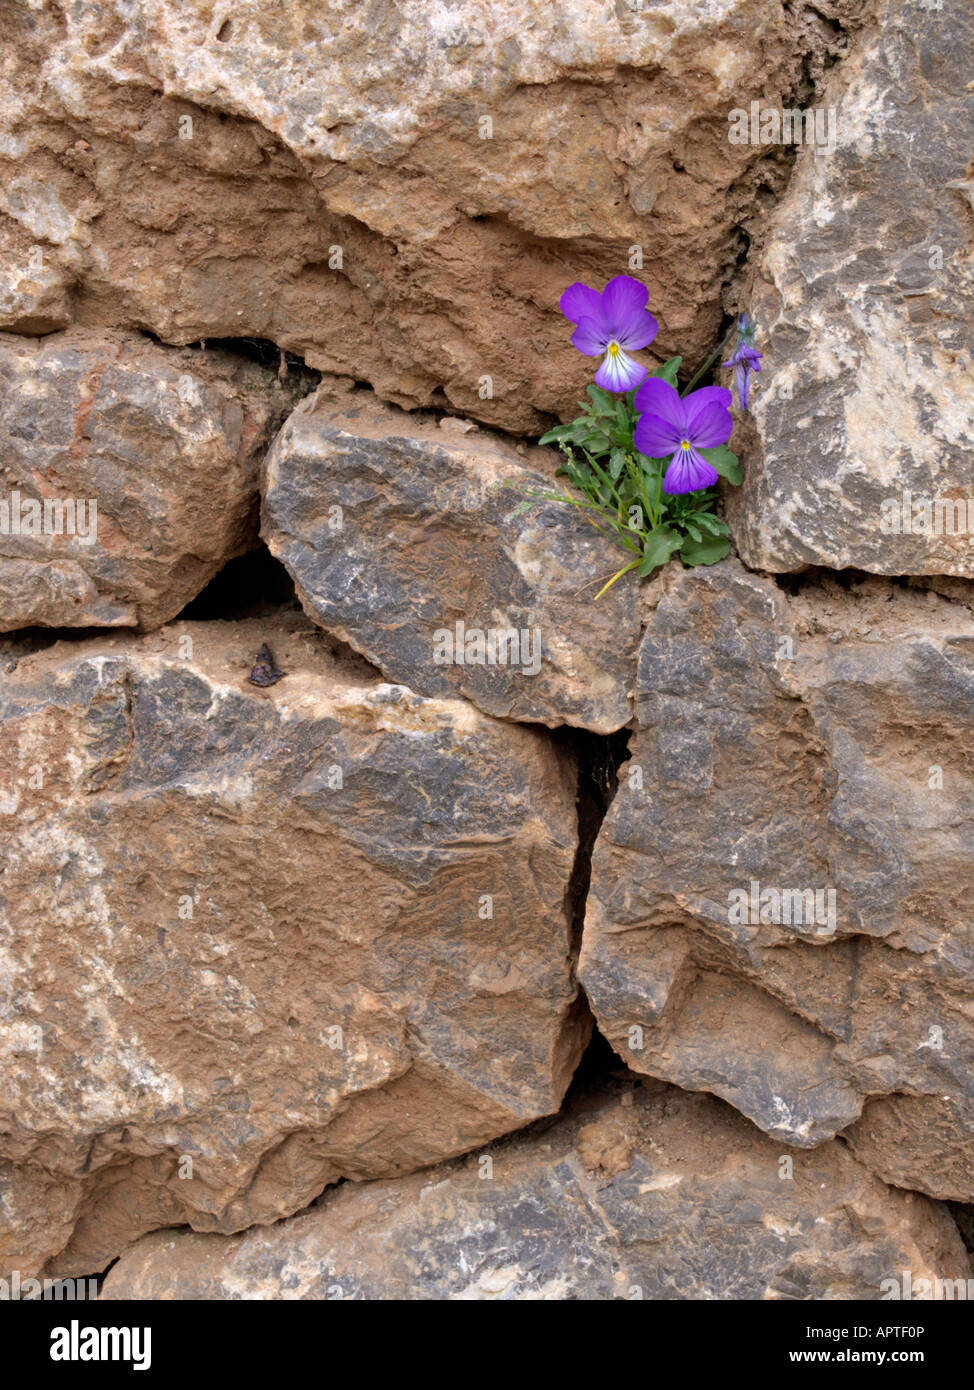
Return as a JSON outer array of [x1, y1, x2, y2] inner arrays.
[[607, 341, 620, 357], [680, 439, 691, 451]]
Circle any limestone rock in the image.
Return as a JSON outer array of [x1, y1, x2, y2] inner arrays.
[[261, 385, 642, 733], [0, 0, 872, 432], [581, 559, 974, 1199], [100, 1081, 971, 1300], [727, 0, 974, 576], [0, 227, 72, 335], [0, 616, 585, 1277], [0, 330, 298, 632]]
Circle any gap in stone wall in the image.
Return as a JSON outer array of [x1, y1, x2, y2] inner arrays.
[[176, 545, 297, 623]]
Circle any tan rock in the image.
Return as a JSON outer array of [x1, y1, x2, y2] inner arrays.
[[261, 383, 643, 733], [0, 615, 585, 1277], [727, 0, 974, 576], [100, 1081, 971, 1300], [581, 559, 974, 1199], [0, 0, 874, 432], [0, 329, 300, 632]]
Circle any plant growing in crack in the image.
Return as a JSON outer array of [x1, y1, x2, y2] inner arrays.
[[518, 278, 755, 598]]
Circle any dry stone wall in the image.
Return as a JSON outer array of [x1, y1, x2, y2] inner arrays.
[[0, 0, 972, 1301]]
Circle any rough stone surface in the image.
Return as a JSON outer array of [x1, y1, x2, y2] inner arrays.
[[261, 384, 642, 733], [582, 559, 974, 1200], [4, 0, 973, 1301], [100, 1080, 971, 1300], [0, 616, 586, 1277], [0, 0, 873, 432], [727, 0, 974, 576], [0, 329, 300, 632]]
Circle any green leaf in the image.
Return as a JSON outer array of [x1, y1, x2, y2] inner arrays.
[[684, 522, 703, 543], [638, 527, 683, 575], [586, 384, 615, 415], [559, 462, 589, 486], [538, 424, 574, 446], [569, 418, 611, 449], [692, 512, 729, 537], [634, 454, 662, 507], [608, 426, 635, 448], [651, 355, 683, 387], [697, 444, 743, 486], [608, 448, 627, 481], [679, 534, 731, 566]]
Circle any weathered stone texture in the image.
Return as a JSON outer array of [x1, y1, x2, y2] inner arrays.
[[0, 329, 298, 632], [261, 384, 642, 733], [4, 0, 973, 1298], [582, 560, 974, 1199], [100, 1081, 971, 1300], [0, 0, 873, 432], [0, 616, 585, 1276], [728, 0, 974, 576]]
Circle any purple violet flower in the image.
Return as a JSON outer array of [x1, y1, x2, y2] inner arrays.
[[560, 275, 658, 392], [723, 315, 762, 411], [632, 378, 733, 494]]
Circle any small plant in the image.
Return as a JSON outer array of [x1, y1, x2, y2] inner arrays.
[[523, 277, 754, 598], [723, 312, 762, 410]]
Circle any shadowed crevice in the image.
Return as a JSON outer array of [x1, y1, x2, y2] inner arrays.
[[134, 326, 320, 390], [554, 725, 631, 962], [947, 1202, 974, 1256], [176, 545, 297, 622]]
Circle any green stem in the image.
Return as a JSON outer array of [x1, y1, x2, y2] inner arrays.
[[637, 466, 658, 532], [681, 323, 739, 397]]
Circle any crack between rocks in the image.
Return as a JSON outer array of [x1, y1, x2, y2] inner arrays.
[[553, 725, 631, 970], [134, 327, 321, 390]]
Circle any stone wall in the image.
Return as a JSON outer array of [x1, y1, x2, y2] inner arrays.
[[1, 0, 972, 1301]]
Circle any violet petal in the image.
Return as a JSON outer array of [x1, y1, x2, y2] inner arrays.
[[595, 347, 647, 392], [560, 282, 604, 325], [663, 446, 719, 494], [570, 316, 608, 356], [633, 409, 684, 457]]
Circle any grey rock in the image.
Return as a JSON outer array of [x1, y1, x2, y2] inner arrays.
[[727, 0, 974, 576], [0, 616, 585, 1276], [581, 559, 974, 1198], [100, 1082, 971, 1300], [261, 385, 642, 733]]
